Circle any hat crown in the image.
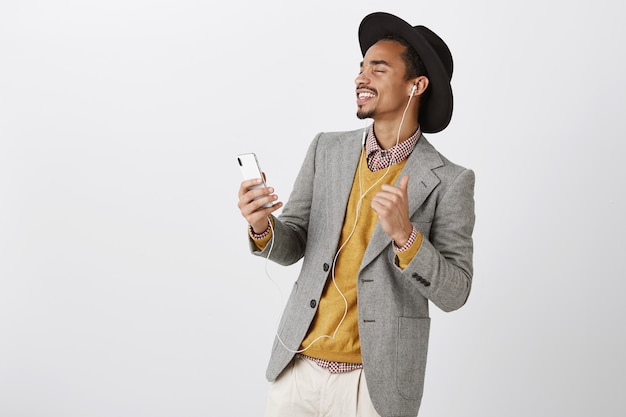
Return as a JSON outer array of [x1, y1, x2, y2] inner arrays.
[[413, 25, 453, 80]]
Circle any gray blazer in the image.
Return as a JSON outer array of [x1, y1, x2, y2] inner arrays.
[[251, 128, 475, 417]]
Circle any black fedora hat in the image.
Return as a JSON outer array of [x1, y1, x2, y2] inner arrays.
[[358, 12, 454, 133]]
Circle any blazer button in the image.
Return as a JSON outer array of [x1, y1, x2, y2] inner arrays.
[[412, 272, 420, 279], [424, 281, 431, 287], [310, 300, 317, 308], [323, 263, 330, 272]]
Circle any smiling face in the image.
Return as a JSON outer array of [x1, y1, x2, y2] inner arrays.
[[355, 40, 417, 122]]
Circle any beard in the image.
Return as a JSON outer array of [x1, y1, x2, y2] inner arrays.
[[356, 107, 375, 119]]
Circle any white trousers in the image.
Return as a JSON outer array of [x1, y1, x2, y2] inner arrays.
[[263, 355, 382, 417]]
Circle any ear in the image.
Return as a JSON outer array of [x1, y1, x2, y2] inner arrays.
[[409, 76, 429, 96]]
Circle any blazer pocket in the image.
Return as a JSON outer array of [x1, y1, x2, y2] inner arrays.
[[396, 316, 430, 400]]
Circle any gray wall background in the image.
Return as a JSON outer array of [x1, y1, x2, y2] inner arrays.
[[2, 1, 625, 416]]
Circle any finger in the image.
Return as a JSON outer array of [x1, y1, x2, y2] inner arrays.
[[240, 184, 273, 205], [247, 201, 283, 223], [251, 193, 279, 211], [238, 186, 267, 211], [374, 188, 401, 205], [379, 184, 399, 197], [240, 198, 282, 222], [399, 174, 410, 193], [238, 178, 264, 197], [371, 194, 393, 211]]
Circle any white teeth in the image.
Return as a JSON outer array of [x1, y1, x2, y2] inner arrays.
[[358, 92, 375, 99]]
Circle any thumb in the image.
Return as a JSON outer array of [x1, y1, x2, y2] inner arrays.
[[399, 174, 410, 192]]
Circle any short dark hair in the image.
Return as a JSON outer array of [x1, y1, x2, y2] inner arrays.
[[381, 34, 428, 80], [380, 34, 430, 106]]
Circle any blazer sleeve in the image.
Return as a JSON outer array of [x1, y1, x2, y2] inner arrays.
[[402, 168, 476, 312], [249, 133, 322, 266]]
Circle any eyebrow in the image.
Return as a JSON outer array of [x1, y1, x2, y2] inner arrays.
[[360, 59, 391, 68]]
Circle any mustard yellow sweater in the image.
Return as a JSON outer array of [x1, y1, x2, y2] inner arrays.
[[300, 155, 422, 363], [251, 153, 422, 364]]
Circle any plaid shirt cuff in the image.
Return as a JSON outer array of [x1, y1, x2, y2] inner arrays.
[[393, 226, 418, 253]]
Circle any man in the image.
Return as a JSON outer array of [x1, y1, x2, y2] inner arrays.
[[237, 12, 475, 417]]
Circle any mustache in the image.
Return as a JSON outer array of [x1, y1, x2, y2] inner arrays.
[[356, 85, 378, 95]]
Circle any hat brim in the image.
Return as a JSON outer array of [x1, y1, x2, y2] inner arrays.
[[358, 12, 453, 133]]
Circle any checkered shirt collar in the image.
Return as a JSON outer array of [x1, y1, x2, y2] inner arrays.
[[365, 124, 421, 171]]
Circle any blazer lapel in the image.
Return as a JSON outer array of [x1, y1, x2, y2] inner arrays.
[[324, 129, 367, 244], [360, 135, 443, 269]]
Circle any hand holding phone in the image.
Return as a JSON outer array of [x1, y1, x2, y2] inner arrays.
[[237, 152, 274, 208]]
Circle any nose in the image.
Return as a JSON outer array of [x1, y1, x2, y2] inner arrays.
[[355, 71, 369, 88]]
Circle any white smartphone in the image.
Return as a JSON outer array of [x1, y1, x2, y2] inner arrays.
[[237, 152, 273, 208]]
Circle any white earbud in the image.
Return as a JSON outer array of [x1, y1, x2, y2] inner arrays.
[[410, 84, 417, 97]]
